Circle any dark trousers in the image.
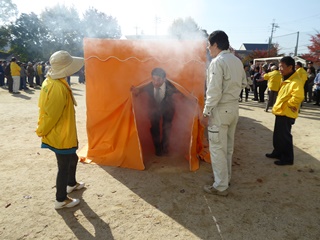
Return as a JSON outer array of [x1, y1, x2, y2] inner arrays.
[[20, 76, 26, 90], [7, 76, 13, 92], [315, 89, 320, 104], [0, 74, 4, 86], [240, 88, 249, 100], [28, 75, 34, 87], [258, 82, 268, 102], [253, 82, 259, 100], [265, 90, 278, 111], [272, 115, 295, 163], [35, 75, 40, 86], [150, 106, 174, 155], [55, 153, 78, 202]]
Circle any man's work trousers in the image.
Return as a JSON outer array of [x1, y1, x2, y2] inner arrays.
[[208, 105, 239, 191]]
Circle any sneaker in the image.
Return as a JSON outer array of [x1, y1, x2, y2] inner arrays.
[[67, 182, 85, 193], [55, 196, 80, 209], [203, 185, 228, 196]]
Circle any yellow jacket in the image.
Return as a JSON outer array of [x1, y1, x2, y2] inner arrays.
[[36, 77, 78, 150], [37, 64, 43, 75], [263, 70, 282, 91], [272, 71, 304, 119], [296, 67, 308, 84], [10, 62, 21, 76]]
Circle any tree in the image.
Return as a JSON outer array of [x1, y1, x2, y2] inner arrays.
[[0, 26, 10, 49], [0, 0, 18, 50], [248, 44, 279, 60], [82, 7, 121, 39], [168, 17, 204, 40], [41, 4, 83, 57], [0, 0, 18, 25], [9, 13, 49, 62], [301, 31, 320, 65]]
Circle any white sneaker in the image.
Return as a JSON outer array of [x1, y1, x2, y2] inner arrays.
[[67, 182, 85, 194], [55, 196, 80, 209]]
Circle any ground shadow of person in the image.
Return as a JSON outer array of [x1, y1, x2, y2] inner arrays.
[[56, 189, 114, 240]]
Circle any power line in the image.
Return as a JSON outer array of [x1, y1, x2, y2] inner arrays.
[[278, 13, 320, 26], [273, 32, 297, 39]]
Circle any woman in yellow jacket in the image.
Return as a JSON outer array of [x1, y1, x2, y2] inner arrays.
[[266, 56, 304, 166], [36, 50, 85, 209]]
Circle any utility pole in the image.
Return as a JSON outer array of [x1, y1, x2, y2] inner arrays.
[[268, 20, 279, 56], [134, 25, 139, 36], [294, 31, 300, 56], [155, 16, 161, 36]]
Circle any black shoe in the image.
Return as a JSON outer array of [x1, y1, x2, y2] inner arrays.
[[252, 98, 258, 101], [155, 151, 162, 156], [162, 147, 169, 156], [274, 160, 293, 166], [313, 103, 320, 106], [265, 153, 280, 159]]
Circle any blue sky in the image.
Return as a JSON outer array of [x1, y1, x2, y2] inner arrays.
[[12, 0, 320, 55]]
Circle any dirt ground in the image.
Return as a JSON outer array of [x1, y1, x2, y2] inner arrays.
[[0, 77, 319, 240]]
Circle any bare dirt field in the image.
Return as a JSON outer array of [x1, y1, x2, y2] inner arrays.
[[0, 77, 319, 240]]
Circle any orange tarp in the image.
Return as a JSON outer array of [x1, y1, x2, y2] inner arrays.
[[83, 38, 209, 171]]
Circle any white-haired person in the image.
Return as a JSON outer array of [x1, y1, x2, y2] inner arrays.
[[36, 50, 85, 209]]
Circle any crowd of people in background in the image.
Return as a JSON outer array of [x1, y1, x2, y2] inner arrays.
[[239, 60, 320, 109], [0, 58, 85, 94]]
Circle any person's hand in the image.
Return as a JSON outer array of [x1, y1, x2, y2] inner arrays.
[[288, 106, 297, 113], [131, 86, 140, 96], [200, 115, 209, 127]]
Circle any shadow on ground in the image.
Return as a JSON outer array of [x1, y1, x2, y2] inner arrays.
[[96, 109, 320, 239]]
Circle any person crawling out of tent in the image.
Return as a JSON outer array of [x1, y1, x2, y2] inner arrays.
[[131, 68, 181, 156]]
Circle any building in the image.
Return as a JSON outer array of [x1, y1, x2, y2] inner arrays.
[[235, 43, 274, 60]]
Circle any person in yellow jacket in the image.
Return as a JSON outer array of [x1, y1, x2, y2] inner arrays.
[[36, 50, 85, 209], [263, 64, 282, 112], [295, 61, 308, 84], [295, 61, 308, 104], [10, 57, 21, 94], [266, 56, 304, 166], [37, 62, 44, 85]]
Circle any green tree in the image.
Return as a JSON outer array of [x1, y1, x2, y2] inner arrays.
[[41, 4, 83, 56], [82, 7, 121, 39], [0, 26, 10, 49], [9, 13, 49, 62], [168, 17, 204, 40], [0, 0, 18, 25]]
